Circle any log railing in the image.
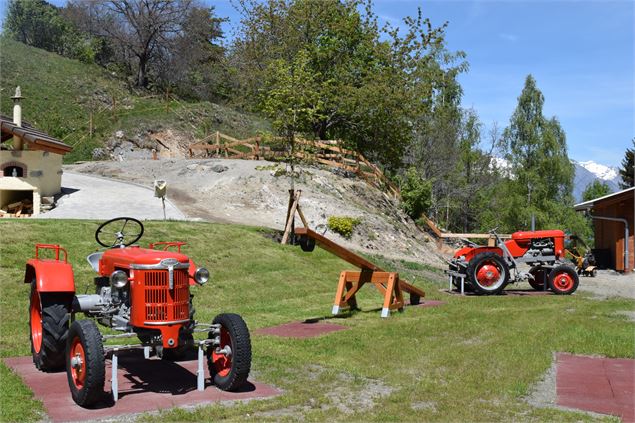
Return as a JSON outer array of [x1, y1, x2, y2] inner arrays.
[[188, 132, 399, 197]]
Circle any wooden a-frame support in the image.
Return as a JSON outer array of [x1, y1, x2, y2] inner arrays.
[[282, 190, 425, 317]]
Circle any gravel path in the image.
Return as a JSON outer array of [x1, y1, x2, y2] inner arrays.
[[40, 172, 186, 220]]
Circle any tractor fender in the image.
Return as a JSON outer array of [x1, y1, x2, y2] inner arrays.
[[455, 246, 504, 263], [24, 259, 75, 293]]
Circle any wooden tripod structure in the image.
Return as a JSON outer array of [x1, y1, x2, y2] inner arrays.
[[282, 190, 426, 317]]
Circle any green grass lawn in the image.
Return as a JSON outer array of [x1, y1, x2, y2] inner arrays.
[[0, 220, 632, 422]]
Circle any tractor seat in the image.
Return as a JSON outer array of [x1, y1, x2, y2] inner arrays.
[[86, 252, 103, 272]]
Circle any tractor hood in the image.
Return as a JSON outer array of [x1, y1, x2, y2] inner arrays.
[[99, 246, 190, 276]]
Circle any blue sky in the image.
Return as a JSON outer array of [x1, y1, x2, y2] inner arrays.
[[1, 0, 633, 167], [210, 0, 635, 167]]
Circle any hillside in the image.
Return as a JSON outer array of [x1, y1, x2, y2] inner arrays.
[[67, 158, 445, 266], [0, 38, 269, 163]]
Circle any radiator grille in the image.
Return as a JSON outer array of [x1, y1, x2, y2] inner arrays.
[[143, 269, 189, 322]]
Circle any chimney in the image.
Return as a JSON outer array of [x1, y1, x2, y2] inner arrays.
[[11, 86, 24, 150]]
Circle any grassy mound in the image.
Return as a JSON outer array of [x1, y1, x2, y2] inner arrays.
[[0, 220, 632, 421], [0, 38, 269, 163]]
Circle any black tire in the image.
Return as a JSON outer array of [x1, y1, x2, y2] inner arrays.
[[207, 313, 251, 391], [299, 235, 315, 252], [29, 281, 71, 372], [466, 252, 510, 295], [548, 265, 579, 295], [410, 292, 421, 305], [66, 320, 105, 407], [528, 266, 547, 291]]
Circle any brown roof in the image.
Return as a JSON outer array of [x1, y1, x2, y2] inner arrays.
[[0, 115, 72, 155]]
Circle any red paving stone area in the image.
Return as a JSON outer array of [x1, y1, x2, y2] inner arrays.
[[409, 299, 446, 307], [4, 352, 280, 422], [556, 353, 635, 422], [255, 321, 348, 338], [256, 302, 445, 338], [441, 288, 552, 296]]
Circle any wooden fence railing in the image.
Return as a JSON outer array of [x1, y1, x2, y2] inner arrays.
[[188, 132, 400, 197]]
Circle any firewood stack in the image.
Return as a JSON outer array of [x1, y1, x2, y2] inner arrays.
[[0, 199, 33, 217]]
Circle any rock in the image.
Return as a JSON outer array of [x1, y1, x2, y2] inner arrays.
[[211, 164, 228, 173], [115, 130, 124, 139], [186, 164, 199, 171], [92, 148, 110, 160]]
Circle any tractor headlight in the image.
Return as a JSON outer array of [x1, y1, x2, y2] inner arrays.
[[194, 267, 210, 285], [110, 270, 129, 289]]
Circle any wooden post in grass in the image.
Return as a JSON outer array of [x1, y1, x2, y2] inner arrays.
[[281, 190, 309, 245]]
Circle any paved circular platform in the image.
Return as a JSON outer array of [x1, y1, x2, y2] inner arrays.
[[3, 351, 280, 422]]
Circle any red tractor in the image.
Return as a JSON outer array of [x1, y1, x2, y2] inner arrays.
[[25, 217, 251, 407], [447, 229, 579, 295]]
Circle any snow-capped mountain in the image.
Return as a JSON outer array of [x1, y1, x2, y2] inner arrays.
[[490, 158, 621, 201], [577, 161, 619, 181], [572, 160, 620, 202]]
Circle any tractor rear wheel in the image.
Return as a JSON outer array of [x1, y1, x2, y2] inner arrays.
[[528, 267, 547, 291], [467, 252, 510, 295], [29, 281, 70, 372], [66, 320, 105, 407], [207, 313, 251, 391], [548, 265, 579, 295]]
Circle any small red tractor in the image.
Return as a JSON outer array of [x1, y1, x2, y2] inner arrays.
[[447, 229, 579, 295], [25, 217, 251, 407]]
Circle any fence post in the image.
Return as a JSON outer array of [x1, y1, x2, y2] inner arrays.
[[215, 131, 220, 157], [111, 94, 117, 120]]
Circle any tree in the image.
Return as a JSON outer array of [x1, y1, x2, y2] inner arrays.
[[499, 75, 582, 233], [84, 0, 194, 88], [618, 139, 634, 189], [231, 0, 464, 170], [261, 49, 323, 174], [582, 180, 612, 202], [3, 0, 98, 63], [4, 0, 67, 51]]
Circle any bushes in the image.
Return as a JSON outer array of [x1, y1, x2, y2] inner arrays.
[[327, 216, 361, 239], [400, 167, 432, 220]]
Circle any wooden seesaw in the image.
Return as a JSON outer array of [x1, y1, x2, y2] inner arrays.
[[281, 190, 425, 318]]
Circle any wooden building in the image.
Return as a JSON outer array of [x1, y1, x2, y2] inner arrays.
[[574, 187, 634, 273]]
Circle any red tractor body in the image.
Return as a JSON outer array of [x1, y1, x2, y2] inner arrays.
[[25, 218, 252, 407], [447, 229, 578, 295]]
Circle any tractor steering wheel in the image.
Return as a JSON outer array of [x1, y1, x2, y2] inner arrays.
[[95, 217, 144, 248]]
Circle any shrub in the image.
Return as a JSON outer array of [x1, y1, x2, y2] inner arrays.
[[400, 167, 432, 219], [327, 216, 361, 239]]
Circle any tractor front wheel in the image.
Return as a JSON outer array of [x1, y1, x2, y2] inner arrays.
[[66, 320, 105, 407], [467, 252, 510, 295], [528, 267, 547, 291], [29, 281, 70, 371], [548, 265, 579, 295], [207, 313, 252, 391]]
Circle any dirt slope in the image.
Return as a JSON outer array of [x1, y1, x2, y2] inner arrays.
[[68, 159, 444, 267]]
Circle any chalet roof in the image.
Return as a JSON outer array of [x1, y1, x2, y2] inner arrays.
[[574, 186, 635, 211], [0, 115, 72, 155]]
